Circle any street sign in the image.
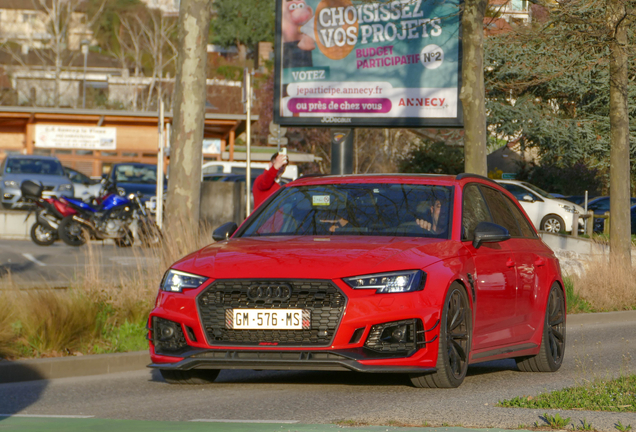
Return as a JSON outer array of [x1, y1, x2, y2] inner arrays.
[[268, 136, 288, 146], [269, 121, 287, 136]]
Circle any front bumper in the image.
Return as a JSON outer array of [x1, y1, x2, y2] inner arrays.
[[149, 278, 443, 373], [148, 348, 436, 374]]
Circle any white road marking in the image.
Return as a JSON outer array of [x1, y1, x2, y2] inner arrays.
[[21, 253, 46, 267], [190, 419, 299, 424], [0, 414, 94, 418]]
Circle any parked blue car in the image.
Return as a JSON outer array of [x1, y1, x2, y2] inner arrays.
[[1, 155, 73, 210], [589, 196, 636, 232], [107, 163, 166, 201]]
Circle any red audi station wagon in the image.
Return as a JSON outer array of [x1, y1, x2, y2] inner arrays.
[[149, 174, 566, 388]]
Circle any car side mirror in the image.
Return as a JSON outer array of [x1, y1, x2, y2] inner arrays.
[[472, 222, 511, 249], [212, 222, 238, 241], [521, 195, 534, 203]]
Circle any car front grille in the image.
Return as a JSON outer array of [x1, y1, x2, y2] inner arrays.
[[43, 186, 55, 192], [197, 279, 346, 347]]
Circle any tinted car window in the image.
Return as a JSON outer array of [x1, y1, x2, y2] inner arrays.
[[500, 183, 535, 201], [241, 183, 453, 238], [113, 164, 157, 184], [5, 158, 64, 176], [479, 186, 522, 237], [65, 168, 91, 184], [503, 194, 536, 238], [462, 184, 493, 241]]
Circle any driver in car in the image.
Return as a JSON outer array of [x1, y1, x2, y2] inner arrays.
[[416, 199, 447, 234]]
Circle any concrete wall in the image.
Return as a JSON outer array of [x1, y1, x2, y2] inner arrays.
[[0, 210, 35, 240], [199, 181, 246, 231]]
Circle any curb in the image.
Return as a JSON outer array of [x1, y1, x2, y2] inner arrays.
[[1, 311, 635, 385], [0, 351, 149, 384]]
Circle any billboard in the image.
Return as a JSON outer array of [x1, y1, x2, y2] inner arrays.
[[274, 0, 463, 128], [35, 125, 117, 150]]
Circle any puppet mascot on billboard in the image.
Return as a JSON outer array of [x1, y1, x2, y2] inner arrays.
[[282, 0, 315, 68]]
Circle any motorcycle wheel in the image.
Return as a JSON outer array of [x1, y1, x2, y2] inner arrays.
[[114, 228, 134, 248], [31, 222, 57, 246], [138, 219, 162, 248], [58, 216, 89, 247]]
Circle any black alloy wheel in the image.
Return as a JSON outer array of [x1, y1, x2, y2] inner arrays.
[[516, 283, 565, 372], [410, 282, 471, 388], [30, 222, 57, 246], [58, 216, 89, 247]]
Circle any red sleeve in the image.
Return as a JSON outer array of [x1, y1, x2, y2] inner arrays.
[[254, 165, 279, 191]]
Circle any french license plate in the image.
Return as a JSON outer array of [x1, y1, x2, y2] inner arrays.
[[228, 309, 308, 330]]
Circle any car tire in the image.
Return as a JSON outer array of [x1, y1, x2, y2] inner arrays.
[[2, 203, 13, 210], [515, 283, 565, 372], [160, 369, 220, 385], [540, 215, 565, 233], [58, 216, 88, 247], [30, 222, 57, 246], [410, 282, 472, 388]]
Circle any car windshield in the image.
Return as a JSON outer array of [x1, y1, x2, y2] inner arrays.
[[521, 182, 555, 199], [241, 183, 453, 238], [5, 158, 65, 176], [114, 165, 157, 184]]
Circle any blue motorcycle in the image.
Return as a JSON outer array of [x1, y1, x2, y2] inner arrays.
[[58, 178, 160, 247]]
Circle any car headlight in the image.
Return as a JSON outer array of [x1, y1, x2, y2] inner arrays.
[[558, 204, 576, 213], [3, 180, 19, 188], [161, 269, 208, 292], [59, 184, 73, 192], [343, 270, 426, 294]]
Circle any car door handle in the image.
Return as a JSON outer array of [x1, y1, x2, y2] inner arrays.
[[506, 258, 516, 268], [535, 257, 546, 267]]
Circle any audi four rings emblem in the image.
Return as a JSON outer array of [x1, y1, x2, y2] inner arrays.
[[247, 284, 292, 301]]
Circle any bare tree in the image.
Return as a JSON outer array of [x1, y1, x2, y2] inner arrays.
[[165, 0, 213, 238], [607, 0, 632, 268], [460, 0, 489, 176], [31, 0, 105, 107], [136, 10, 177, 110]]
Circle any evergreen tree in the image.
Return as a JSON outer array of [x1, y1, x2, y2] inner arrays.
[[210, 0, 275, 55]]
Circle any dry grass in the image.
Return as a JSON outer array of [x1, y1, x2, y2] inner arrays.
[[0, 223, 215, 360], [570, 259, 636, 311]]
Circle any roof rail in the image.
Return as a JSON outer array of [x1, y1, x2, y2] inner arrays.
[[455, 173, 499, 185]]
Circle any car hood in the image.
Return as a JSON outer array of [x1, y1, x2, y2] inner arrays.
[[553, 198, 585, 212], [172, 236, 464, 280], [3, 173, 71, 186]]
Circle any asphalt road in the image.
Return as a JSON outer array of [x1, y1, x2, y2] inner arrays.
[[1, 312, 635, 431], [0, 239, 159, 288]]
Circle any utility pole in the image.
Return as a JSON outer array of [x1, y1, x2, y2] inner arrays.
[[156, 100, 165, 229], [81, 40, 89, 109]]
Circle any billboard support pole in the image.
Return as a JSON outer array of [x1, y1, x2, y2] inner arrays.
[[330, 129, 354, 175], [244, 68, 252, 217]]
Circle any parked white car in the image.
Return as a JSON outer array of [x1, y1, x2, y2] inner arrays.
[[64, 167, 102, 200], [496, 180, 585, 233]]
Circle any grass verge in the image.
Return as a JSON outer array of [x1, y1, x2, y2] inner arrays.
[[0, 223, 214, 360], [498, 375, 636, 413]]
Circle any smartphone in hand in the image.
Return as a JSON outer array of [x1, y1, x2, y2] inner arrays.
[[281, 147, 287, 155]]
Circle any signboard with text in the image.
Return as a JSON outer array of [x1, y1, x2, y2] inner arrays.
[[35, 125, 117, 150], [274, 0, 463, 127]]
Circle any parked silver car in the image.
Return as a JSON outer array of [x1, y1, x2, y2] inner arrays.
[[0, 155, 74, 209]]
